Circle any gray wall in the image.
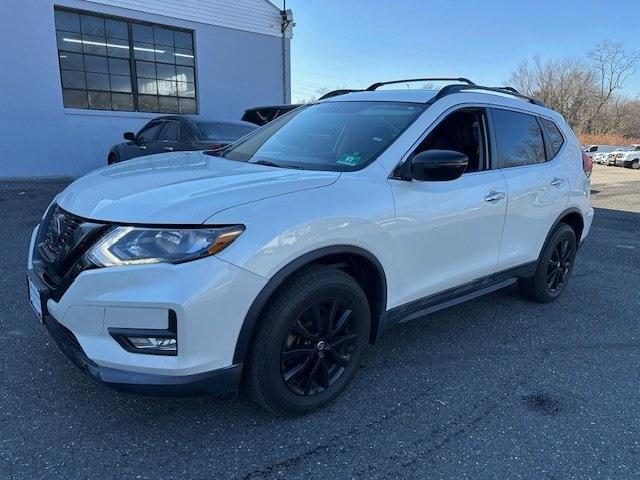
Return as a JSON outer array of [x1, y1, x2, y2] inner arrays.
[[0, 0, 290, 177]]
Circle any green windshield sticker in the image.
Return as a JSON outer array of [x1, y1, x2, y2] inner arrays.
[[336, 153, 362, 166]]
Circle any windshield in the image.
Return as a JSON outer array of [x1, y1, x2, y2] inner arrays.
[[219, 101, 425, 171], [196, 122, 257, 141]]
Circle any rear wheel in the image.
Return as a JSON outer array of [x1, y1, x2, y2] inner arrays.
[[631, 160, 640, 170], [246, 265, 370, 416], [518, 223, 577, 303]]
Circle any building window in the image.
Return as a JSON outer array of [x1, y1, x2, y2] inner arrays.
[[54, 7, 197, 114]]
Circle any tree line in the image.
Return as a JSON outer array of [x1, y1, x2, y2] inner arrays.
[[509, 41, 640, 144]]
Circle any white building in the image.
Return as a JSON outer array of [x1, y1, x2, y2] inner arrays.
[[0, 0, 292, 177]]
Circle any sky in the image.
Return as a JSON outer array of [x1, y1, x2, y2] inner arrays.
[[282, 0, 640, 103]]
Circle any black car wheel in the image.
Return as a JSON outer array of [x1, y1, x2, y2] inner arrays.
[[107, 152, 118, 165], [246, 265, 370, 416], [631, 160, 640, 170], [518, 223, 577, 303]]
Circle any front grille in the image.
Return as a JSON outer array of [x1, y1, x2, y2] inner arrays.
[[32, 204, 109, 301], [39, 205, 84, 261]]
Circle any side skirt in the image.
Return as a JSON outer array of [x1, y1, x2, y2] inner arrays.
[[382, 262, 536, 328]]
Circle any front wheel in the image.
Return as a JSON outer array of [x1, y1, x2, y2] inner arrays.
[[518, 223, 577, 303], [246, 265, 371, 416], [631, 160, 640, 170]]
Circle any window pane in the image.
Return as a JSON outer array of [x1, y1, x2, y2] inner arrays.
[[107, 38, 130, 58], [112, 93, 134, 111], [62, 89, 88, 109], [157, 80, 177, 96], [158, 121, 180, 141], [174, 31, 193, 49], [177, 82, 195, 98], [84, 55, 108, 73], [86, 72, 110, 91], [133, 42, 156, 61], [138, 78, 157, 94], [55, 10, 80, 32], [61, 70, 86, 89], [494, 109, 546, 168], [176, 66, 194, 83], [59, 52, 83, 71], [174, 49, 194, 66], [135, 61, 155, 79], [57, 31, 83, 52], [110, 75, 132, 92], [178, 98, 197, 114], [154, 27, 174, 46], [81, 15, 105, 35], [155, 46, 175, 64], [132, 24, 153, 43], [82, 35, 107, 55], [159, 97, 179, 114], [137, 122, 162, 141], [108, 58, 130, 76], [138, 95, 159, 112], [106, 19, 128, 40], [541, 118, 564, 158], [156, 64, 176, 81], [88, 91, 111, 110]]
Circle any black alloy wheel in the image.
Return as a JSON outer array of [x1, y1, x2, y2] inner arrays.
[[281, 297, 357, 396], [546, 238, 573, 294]]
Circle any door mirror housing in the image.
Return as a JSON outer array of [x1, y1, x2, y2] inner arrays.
[[123, 132, 136, 142], [408, 149, 468, 181]]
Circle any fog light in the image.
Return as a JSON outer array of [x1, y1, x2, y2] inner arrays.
[[127, 337, 177, 352]]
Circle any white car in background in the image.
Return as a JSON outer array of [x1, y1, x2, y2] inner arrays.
[[26, 78, 593, 415], [583, 144, 619, 160], [613, 145, 640, 169]]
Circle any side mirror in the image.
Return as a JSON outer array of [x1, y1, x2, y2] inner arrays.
[[408, 149, 468, 181], [123, 132, 136, 142]]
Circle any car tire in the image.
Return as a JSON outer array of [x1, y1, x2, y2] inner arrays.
[[246, 265, 371, 416], [107, 153, 118, 165], [631, 160, 640, 170], [518, 223, 577, 303]]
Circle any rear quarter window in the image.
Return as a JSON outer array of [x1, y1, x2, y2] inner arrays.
[[540, 118, 565, 159]]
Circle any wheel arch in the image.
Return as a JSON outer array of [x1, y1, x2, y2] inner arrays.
[[538, 208, 584, 260], [232, 245, 388, 365]]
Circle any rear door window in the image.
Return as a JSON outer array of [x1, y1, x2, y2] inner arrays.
[[493, 109, 546, 168]]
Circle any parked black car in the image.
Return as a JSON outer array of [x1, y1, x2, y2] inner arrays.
[[108, 116, 257, 164]]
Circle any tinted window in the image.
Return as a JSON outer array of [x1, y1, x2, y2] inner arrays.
[[219, 102, 425, 172], [196, 122, 257, 141], [137, 122, 162, 142], [493, 109, 546, 168], [54, 7, 197, 114], [540, 118, 564, 158], [157, 121, 180, 142]]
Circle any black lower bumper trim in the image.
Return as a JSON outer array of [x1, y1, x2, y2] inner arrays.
[[43, 315, 242, 397]]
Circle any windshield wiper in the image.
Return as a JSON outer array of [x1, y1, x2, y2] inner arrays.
[[250, 160, 302, 170]]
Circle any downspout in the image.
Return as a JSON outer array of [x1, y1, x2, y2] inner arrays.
[[280, 3, 293, 104]]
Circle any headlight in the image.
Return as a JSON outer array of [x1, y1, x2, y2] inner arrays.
[[86, 225, 244, 267]]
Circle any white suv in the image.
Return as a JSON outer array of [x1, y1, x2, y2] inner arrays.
[[27, 79, 594, 415]]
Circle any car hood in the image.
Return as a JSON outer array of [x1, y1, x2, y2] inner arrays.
[[57, 151, 340, 224]]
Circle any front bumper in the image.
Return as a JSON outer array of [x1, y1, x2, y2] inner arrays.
[[43, 314, 242, 395]]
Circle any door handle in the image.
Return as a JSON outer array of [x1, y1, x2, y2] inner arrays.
[[550, 177, 564, 187], [138, 145, 147, 150], [484, 191, 506, 203], [164, 146, 174, 151]]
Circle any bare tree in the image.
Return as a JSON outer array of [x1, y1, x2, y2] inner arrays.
[[587, 41, 640, 130]]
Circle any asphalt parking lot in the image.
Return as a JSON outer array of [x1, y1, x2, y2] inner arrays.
[[1, 164, 639, 479]]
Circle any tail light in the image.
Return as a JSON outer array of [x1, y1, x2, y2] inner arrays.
[[582, 151, 593, 178]]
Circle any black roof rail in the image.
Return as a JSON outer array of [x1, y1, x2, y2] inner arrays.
[[317, 89, 363, 100], [366, 77, 475, 91], [429, 84, 546, 107]]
